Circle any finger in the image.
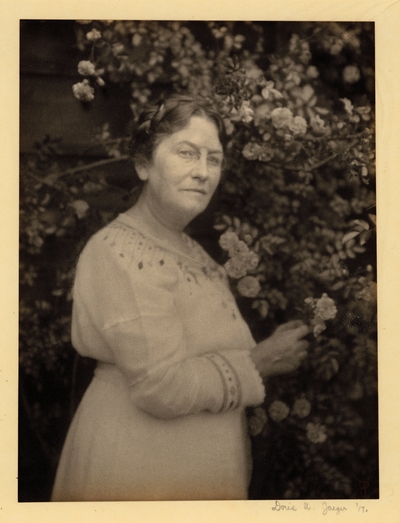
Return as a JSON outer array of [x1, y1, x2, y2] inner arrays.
[[298, 350, 308, 360], [276, 320, 305, 333], [294, 324, 310, 339], [297, 340, 309, 351]]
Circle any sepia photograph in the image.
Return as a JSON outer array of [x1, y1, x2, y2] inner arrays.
[[18, 19, 379, 503]]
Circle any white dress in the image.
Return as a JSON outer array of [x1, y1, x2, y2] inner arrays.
[[51, 213, 265, 501]]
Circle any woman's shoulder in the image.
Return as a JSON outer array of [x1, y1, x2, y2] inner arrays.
[[79, 214, 177, 276]]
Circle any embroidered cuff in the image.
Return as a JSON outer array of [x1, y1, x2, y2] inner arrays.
[[205, 353, 242, 412]]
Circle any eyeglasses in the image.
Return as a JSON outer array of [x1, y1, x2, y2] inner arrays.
[[176, 144, 226, 172]]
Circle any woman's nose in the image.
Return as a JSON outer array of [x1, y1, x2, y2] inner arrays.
[[192, 154, 209, 179]]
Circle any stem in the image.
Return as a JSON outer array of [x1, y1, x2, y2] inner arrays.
[[307, 152, 339, 171], [89, 42, 95, 63], [58, 155, 130, 178], [268, 153, 337, 172], [24, 155, 131, 195], [299, 131, 367, 142], [276, 139, 359, 172]]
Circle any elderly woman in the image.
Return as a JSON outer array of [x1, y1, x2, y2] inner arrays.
[[51, 95, 309, 501]]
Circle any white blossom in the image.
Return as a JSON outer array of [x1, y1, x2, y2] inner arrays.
[[72, 79, 95, 102], [237, 276, 261, 298], [268, 400, 290, 422], [77, 60, 96, 76]]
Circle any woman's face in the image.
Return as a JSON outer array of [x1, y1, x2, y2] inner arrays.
[[136, 116, 224, 229]]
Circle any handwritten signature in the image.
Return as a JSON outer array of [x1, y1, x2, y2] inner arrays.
[[271, 500, 359, 515], [322, 502, 347, 516]]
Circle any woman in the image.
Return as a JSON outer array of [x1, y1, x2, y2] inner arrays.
[[51, 95, 309, 501]]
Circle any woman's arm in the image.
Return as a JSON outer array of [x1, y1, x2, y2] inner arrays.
[[72, 227, 265, 419]]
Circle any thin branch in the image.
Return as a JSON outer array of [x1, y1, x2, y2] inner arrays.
[[308, 152, 339, 171], [298, 131, 368, 142], [276, 139, 359, 172], [268, 152, 338, 172], [58, 154, 130, 178], [24, 155, 131, 195]]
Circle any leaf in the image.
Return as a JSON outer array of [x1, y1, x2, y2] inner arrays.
[[351, 219, 369, 231], [359, 230, 371, 246], [342, 231, 361, 245], [368, 213, 376, 226], [314, 106, 330, 115], [330, 281, 346, 291]]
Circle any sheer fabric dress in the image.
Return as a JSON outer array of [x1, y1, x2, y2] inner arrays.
[[51, 213, 265, 501]]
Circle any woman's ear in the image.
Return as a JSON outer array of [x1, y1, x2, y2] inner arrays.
[[134, 160, 150, 182]]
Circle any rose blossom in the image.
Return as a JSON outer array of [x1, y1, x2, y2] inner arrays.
[[271, 107, 293, 129], [292, 398, 312, 418], [224, 256, 248, 279], [86, 29, 102, 41], [237, 276, 261, 298], [288, 115, 308, 135], [72, 79, 95, 102], [314, 293, 337, 321], [268, 400, 290, 422], [306, 422, 327, 443], [219, 231, 239, 253], [70, 200, 90, 219], [230, 240, 250, 256], [77, 60, 96, 76], [242, 142, 263, 161]]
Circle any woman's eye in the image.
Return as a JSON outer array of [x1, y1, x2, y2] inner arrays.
[[178, 149, 195, 158], [207, 156, 221, 167]]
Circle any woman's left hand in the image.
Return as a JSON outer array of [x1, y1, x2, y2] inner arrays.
[[250, 320, 310, 378]]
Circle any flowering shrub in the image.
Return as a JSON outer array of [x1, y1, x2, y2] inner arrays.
[[305, 293, 338, 337], [20, 21, 377, 499]]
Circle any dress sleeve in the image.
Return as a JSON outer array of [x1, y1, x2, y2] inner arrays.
[[71, 228, 265, 419]]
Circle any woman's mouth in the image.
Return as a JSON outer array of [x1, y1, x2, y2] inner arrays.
[[183, 188, 207, 195]]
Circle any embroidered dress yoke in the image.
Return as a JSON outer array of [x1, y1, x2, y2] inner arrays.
[[52, 213, 265, 501]]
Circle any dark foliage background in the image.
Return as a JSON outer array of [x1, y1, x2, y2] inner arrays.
[[19, 20, 377, 501]]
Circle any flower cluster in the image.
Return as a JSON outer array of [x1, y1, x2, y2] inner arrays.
[[265, 397, 313, 424], [305, 293, 338, 337], [271, 107, 307, 135], [72, 28, 110, 101], [219, 230, 260, 285]]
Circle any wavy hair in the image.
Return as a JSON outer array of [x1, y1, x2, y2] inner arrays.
[[129, 94, 227, 169]]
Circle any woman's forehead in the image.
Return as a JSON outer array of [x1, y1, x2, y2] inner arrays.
[[163, 116, 222, 150]]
